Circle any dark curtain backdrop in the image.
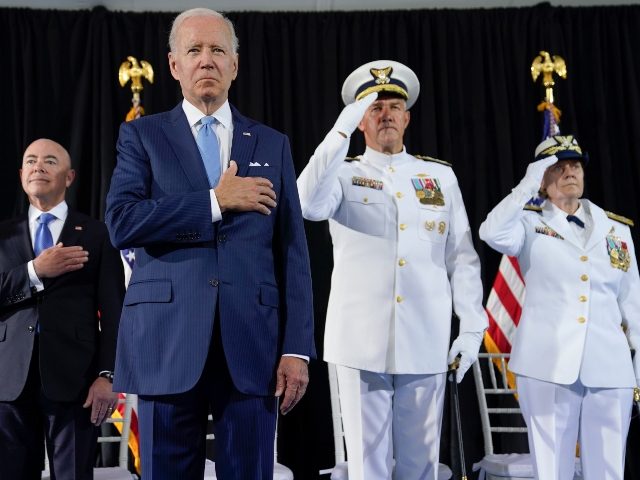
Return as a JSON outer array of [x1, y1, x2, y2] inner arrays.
[[2, 3, 640, 479]]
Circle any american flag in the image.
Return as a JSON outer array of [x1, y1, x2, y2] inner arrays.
[[483, 255, 525, 389], [108, 248, 141, 475], [483, 104, 559, 388]]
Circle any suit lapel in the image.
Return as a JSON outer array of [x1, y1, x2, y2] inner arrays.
[[584, 201, 611, 252], [13, 216, 35, 261], [540, 202, 583, 249], [58, 211, 86, 247], [230, 106, 257, 178], [162, 104, 210, 191]]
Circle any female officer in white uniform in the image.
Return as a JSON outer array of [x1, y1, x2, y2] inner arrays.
[[479, 135, 640, 480]]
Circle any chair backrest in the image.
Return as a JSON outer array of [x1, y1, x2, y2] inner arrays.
[[327, 362, 346, 464], [472, 352, 527, 456], [98, 393, 135, 469]]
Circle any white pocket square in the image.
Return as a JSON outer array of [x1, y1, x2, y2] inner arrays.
[[249, 161, 261, 166]]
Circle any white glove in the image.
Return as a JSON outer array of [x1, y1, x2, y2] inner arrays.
[[333, 92, 378, 138], [515, 154, 559, 196], [447, 331, 484, 383]]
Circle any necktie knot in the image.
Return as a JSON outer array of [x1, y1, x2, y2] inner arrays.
[[38, 212, 56, 226], [200, 116, 217, 127], [566, 214, 585, 228]]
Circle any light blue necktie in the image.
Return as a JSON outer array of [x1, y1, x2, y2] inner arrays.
[[196, 116, 221, 187], [34, 212, 56, 256]]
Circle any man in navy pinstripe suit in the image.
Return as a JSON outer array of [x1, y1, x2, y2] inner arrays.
[[105, 8, 315, 479]]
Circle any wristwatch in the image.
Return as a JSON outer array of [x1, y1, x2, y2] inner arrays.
[[98, 371, 114, 383]]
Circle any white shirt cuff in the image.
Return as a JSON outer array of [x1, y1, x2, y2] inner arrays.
[[27, 260, 44, 292], [283, 353, 310, 363], [210, 189, 222, 223]]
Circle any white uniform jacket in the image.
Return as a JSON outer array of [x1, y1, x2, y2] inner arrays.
[[297, 131, 487, 374], [479, 190, 640, 387]]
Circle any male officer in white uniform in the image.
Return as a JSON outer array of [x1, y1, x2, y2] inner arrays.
[[297, 60, 487, 480], [479, 135, 640, 480]]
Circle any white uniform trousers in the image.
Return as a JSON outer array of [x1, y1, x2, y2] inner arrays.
[[336, 365, 446, 480], [517, 375, 633, 480]]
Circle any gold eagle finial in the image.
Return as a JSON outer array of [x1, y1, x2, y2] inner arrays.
[[531, 51, 566, 104], [119, 56, 154, 121], [119, 56, 154, 96]]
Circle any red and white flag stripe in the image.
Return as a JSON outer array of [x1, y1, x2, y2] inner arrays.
[[484, 255, 525, 388]]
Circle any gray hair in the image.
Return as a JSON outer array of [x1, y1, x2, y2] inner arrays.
[[169, 8, 239, 54]]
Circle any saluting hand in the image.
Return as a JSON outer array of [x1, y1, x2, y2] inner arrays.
[[215, 161, 277, 215], [33, 243, 89, 279], [333, 91, 378, 138]]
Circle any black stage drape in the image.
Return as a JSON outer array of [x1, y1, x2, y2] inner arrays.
[[2, 3, 640, 478]]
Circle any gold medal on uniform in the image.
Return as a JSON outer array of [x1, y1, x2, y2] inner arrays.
[[606, 229, 630, 272], [411, 177, 445, 206]]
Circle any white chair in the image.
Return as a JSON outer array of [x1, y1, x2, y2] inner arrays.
[[472, 352, 582, 480], [42, 393, 137, 479], [203, 412, 294, 479], [320, 363, 453, 479]]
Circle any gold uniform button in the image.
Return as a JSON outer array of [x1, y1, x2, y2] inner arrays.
[[580, 274, 589, 282], [577, 316, 586, 324], [363, 197, 368, 203], [388, 166, 395, 173], [579, 295, 587, 302], [398, 259, 406, 267], [399, 223, 408, 231], [396, 192, 404, 199], [580, 255, 588, 262], [396, 295, 404, 303]]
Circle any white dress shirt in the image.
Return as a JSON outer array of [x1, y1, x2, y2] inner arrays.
[[27, 201, 69, 291], [182, 99, 234, 223]]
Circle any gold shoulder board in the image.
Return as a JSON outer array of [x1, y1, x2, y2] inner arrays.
[[605, 211, 635, 227], [414, 155, 452, 167], [523, 204, 543, 212], [345, 156, 360, 163]]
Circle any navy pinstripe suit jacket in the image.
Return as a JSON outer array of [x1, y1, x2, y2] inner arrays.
[[105, 103, 315, 396]]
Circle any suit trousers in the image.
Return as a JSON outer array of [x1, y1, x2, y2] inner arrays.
[[0, 337, 97, 480], [138, 319, 278, 480], [336, 365, 446, 480], [517, 375, 633, 480]]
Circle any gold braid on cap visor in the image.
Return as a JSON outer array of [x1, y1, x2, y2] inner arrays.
[[538, 143, 583, 157], [355, 84, 409, 101]]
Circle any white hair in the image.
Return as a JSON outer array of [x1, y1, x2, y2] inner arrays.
[[169, 8, 239, 54]]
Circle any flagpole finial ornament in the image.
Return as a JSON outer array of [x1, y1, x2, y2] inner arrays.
[[531, 50, 566, 105], [119, 56, 154, 121]]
